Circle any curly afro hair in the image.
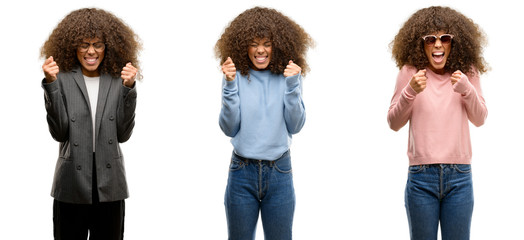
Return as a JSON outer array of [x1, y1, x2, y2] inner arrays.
[[215, 6, 314, 76], [41, 8, 142, 79], [391, 6, 488, 75]]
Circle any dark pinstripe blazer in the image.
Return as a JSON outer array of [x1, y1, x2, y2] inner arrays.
[[42, 66, 136, 204]]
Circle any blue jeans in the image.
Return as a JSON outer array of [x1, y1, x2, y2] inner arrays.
[[405, 164, 474, 240], [225, 151, 295, 240]]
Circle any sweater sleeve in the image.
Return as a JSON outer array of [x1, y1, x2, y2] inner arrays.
[[283, 73, 306, 134], [387, 66, 418, 131], [452, 71, 487, 127], [219, 75, 241, 137], [42, 78, 69, 142]]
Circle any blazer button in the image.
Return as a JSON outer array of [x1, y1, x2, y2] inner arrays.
[[106, 163, 112, 168], [76, 165, 82, 170], [109, 115, 115, 121], [73, 142, 79, 146], [71, 117, 76, 122], [108, 139, 113, 144]]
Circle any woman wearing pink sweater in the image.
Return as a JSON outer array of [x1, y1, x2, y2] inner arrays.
[[388, 6, 488, 240]]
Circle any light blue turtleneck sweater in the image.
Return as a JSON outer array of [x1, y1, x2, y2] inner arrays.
[[219, 69, 306, 160]]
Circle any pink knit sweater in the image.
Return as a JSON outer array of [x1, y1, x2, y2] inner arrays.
[[388, 65, 487, 166]]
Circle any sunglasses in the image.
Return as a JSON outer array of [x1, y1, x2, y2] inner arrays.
[[421, 34, 454, 45]]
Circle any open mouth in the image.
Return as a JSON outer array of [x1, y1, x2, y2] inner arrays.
[[255, 56, 267, 64], [85, 57, 98, 65], [432, 52, 444, 63]]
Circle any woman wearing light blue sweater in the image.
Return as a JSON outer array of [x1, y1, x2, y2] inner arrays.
[[215, 7, 313, 240]]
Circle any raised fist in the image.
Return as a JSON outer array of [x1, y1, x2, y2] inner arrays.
[[222, 57, 236, 81], [409, 69, 427, 93], [42, 56, 59, 83], [284, 60, 301, 77], [121, 62, 137, 87]]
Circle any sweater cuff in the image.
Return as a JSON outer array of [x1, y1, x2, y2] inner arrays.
[[453, 74, 472, 95], [402, 84, 418, 100], [223, 75, 238, 91], [285, 72, 301, 89]]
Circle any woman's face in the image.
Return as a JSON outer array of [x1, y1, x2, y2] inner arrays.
[[77, 38, 105, 77], [248, 38, 272, 70], [423, 31, 452, 74]]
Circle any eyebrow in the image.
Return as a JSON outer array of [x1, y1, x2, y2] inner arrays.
[[250, 40, 272, 44], [81, 41, 104, 44]]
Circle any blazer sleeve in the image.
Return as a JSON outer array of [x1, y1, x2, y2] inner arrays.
[[42, 78, 69, 142], [116, 82, 137, 143]]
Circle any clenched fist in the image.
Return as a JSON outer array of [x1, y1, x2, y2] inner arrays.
[[284, 60, 301, 77], [121, 63, 137, 88], [42, 56, 59, 83], [222, 57, 236, 81], [409, 69, 427, 94], [450, 70, 462, 85]]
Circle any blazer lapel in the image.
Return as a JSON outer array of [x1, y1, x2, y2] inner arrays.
[[94, 74, 112, 140], [72, 67, 91, 111]]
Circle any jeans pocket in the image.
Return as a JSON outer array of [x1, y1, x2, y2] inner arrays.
[[274, 157, 292, 174], [453, 164, 472, 173], [229, 157, 244, 172], [408, 165, 425, 174]]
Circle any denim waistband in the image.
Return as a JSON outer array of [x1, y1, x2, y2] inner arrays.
[[233, 150, 290, 166], [413, 164, 470, 168]]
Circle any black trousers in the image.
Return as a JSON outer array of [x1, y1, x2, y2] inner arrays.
[[53, 200, 125, 240], [53, 153, 125, 240]]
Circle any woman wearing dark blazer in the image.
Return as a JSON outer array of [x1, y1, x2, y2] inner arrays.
[[40, 8, 141, 240]]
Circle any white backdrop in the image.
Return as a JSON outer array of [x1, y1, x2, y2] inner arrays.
[[0, 0, 522, 239]]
